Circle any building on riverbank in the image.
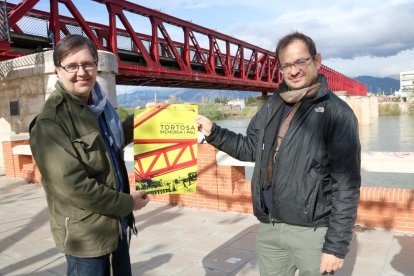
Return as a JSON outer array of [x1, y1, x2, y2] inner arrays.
[[400, 69, 414, 101]]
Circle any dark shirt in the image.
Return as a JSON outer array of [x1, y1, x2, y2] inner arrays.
[[262, 101, 294, 214]]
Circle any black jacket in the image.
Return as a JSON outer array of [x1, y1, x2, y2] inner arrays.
[[206, 75, 361, 258]]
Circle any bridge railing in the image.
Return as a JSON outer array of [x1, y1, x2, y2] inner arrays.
[[0, 0, 9, 41], [2, 0, 366, 95], [4, 0, 280, 91]]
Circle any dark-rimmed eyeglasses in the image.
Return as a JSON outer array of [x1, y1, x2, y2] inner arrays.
[[60, 62, 97, 73], [279, 56, 315, 74]]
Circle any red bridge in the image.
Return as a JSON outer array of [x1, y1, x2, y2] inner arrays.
[[0, 0, 366, 95]]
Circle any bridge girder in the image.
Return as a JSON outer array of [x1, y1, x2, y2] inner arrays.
[[1, 0, 367, 96]]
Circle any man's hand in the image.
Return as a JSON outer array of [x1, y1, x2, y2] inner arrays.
[[320, 253, 344, 274], [195, 115, 213, 137], [131, 191, 149, 210]]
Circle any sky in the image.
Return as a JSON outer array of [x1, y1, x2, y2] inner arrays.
[[9, 0, 414, 81], [133, 0, 414, 79]]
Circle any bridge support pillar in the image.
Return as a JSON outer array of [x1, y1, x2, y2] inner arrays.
[[338, 95, 379, 125], [256, 94, 272, 110], [0, 50, 118, 171]]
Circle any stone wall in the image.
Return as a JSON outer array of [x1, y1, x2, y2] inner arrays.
[[339, 95, 378, 125], [0, 50, 118, 170]]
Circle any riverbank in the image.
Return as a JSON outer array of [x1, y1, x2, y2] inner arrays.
[[379, 102, 414, 115]]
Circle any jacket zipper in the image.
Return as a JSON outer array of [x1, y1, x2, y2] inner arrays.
[[64, 217, 70, 246], [269, 213, 276, 226]]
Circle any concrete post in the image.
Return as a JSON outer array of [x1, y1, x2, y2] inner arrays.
[[339, 95, 379, 125], [0, 50, 118, 171], [256, 94, 272, 110]]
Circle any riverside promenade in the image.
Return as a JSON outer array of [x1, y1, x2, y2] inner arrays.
[[1, 174, 414, 276]]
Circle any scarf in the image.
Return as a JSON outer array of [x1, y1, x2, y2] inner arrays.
[[87, 82, 125, 152], [278, 82, 321, 104]]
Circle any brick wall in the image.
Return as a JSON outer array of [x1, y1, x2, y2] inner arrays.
[[2, 140, 41, 183], [356, 187, 414, 232], [128, 144, 253, 214], [129, 144, 414, 233], [3, 140, 414, 233]]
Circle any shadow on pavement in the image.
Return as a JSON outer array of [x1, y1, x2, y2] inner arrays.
[[202, 224, 258, 275], [390, 235, 414, 274]]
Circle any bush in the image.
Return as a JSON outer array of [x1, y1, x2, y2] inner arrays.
[[245, 96, 257, 107], [198, 102, 225, 121], [378, 103, 400, 116], [243, 106, 258, 118], [117, 106, 132, 121]]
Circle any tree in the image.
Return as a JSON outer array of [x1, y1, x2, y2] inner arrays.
[[199, 102, 225, 121], [117, 106, 130, 121], [245, 96, 257, 106], [214, 96, 229, 104]]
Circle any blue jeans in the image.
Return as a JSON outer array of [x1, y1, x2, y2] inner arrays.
[[66, 232, 132, 276]]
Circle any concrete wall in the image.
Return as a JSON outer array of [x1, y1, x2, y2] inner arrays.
[[0, 50, 118, 170], [339, 95, 378, 125]]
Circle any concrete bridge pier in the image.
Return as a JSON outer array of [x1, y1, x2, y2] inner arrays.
[[0, 50, 119, 171], [339, 95, 379, 125], [256, 92, 378, 126]]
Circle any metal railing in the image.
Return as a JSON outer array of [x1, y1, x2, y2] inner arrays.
[[0, 0, 10, 41]]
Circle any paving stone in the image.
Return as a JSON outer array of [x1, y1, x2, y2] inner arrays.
[[203, 247, 255, 273], [2, 175, 414, 276]]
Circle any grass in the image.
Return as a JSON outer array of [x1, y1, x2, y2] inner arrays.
[[378, 104, 401, 116]]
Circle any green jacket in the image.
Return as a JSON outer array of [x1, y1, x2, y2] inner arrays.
[[29, 82, 134, 258]]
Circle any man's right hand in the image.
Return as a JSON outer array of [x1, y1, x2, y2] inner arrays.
[[195, 115, 213, 137], [131, 191, 149, 210]]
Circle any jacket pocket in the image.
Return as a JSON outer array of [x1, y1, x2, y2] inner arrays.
[[303, 170, 323, 222], [63, 210, 95, 248], [305, 182, 320, 221], [64, 217, 70, 246], [312, 179, 332, 221], [72, 131, 109, 175]]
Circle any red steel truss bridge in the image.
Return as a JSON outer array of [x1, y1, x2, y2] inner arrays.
[[0, 0, 367, 95]]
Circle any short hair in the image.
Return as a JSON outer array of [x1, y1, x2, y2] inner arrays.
[[53, 35, 98, 66], [275, 32, 317, 63]]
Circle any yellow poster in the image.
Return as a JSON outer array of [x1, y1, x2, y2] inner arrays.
[[133, 103, 198, 194]]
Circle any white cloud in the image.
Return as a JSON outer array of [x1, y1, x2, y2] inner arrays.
[[8, 0, 414, 77], [221, 0, 414, 76], [325, 48, 414, 78]]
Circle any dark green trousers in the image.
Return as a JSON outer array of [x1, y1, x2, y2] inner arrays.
[[256, 222, 328, 276]]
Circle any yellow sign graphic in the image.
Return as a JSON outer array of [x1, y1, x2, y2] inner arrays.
[[134, 104, 198, 194]]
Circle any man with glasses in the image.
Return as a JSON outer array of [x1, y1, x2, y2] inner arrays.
[[196, 32, 361, 275], [29, 35, 149, 275]]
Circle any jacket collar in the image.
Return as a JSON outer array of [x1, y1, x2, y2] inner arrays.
[[276, 74, 329, 102], [54, 81, 89, 105], [262, 74, 330, 127]]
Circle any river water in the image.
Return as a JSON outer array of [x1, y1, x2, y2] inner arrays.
[[216, 115, 414, 188]]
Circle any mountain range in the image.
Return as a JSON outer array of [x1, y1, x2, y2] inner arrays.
[[117, 75, 400, 107], [354, 76, 400, 94]]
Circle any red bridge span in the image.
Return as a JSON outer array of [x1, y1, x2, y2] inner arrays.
[[0, 0, 366, 95]]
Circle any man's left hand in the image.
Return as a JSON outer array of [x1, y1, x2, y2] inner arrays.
[[320, 253, 344, 274]]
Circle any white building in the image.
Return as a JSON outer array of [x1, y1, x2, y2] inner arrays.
[[400, 69, 414, 99], [227, 99, 245, 109]]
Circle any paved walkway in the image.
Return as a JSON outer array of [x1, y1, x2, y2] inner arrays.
[[0, 175, 413, 276]]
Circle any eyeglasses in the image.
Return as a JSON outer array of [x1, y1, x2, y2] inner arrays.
[[60, 62, 97, 73], [279, 56, 315, 74]]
